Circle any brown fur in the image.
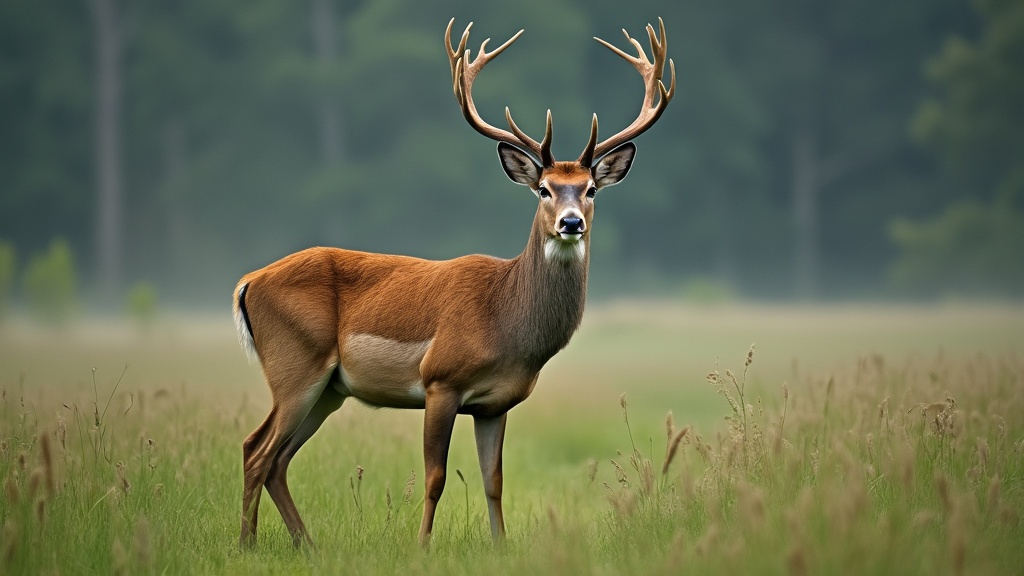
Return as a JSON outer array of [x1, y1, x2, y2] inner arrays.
[[236, 195, 591, 548], [237, 16, 667, 551]]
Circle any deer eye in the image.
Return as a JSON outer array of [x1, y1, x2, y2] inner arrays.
[[586, 187, 597, 199], [538, 186, 551, 199]]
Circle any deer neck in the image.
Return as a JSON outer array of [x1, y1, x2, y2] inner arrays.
[[498, 215, 590, 369]]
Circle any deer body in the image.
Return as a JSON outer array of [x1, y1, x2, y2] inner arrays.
[[236, 19, 673, 549], [237, 217, 587, 416]]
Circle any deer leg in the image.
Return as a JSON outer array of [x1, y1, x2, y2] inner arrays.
[[474, 413, 507, 541], [240, 409, 276, 546], [239, 364, 335, 548], [265, 383, 346, 548], [418, 387, 460, 547]]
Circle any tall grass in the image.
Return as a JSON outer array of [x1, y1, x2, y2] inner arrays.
[[0, 310, 1021, 574], [596, 347, 1023, 575]]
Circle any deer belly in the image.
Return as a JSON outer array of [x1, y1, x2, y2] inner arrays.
[[336, 334, 432, 408]]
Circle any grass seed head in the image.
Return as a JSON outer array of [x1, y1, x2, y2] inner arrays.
[[403, 470, 416, 504], [662, 427, 689, 476], [640, 459, 654, 495], [115, 461, 130, 494], [40, 434, 54, 496], [610, 459, 628, 487], [976, 437, 989, 470], [56, 416, 66, 452], [587, 459, 598, 483]]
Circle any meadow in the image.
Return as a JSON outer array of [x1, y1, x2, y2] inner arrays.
[[1, 303, 1022, 575]]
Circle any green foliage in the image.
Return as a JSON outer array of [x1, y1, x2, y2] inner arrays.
[[22, 238, 77, 324], [912, 0, 1024, 204], [125, 282, 158, 328], [0, 0, 1008, 300], [0, 241, 14, 320], [889, 201, 1024, 297]]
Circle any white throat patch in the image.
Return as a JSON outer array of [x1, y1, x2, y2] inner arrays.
[[544, 237, 586, 263]]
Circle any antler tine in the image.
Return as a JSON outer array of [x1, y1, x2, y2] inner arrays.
[[590, 18, 675, 160], [577, 114, 599, 166], [445, 20, 549, 163], [505, 108, 551, 166], [445, 19, 471, 91]]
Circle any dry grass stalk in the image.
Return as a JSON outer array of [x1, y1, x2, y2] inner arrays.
[[948, 507, 967, 576], [607, 489, 637, 517], [546, 504, 560, 532], [934, 472, 953, 514], [27, 469, 42, 500], [986, 475, 1001, 512], [134, 517, 151, 570], [4, 474, 18, 505], [976, 437, 989, 470], [115, 461, 130, 494], [662, 426, 690, 475], [786, 544, 808, 576], [34, 497, 45, 524], [111, 538, 128, 576], [640, 459, 655, 495], [610, 459, 628, 488], [403, 470, 416, 505], [3, 521, 16, 568], [39, 433, 54, 496], [735, 481, 765, 528], [56, 416, 66, 452], [586, 459, 598, 483], [694, 522, 719, 557]]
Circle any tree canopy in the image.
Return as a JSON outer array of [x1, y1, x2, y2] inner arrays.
[[0, 0, 1015, 305]]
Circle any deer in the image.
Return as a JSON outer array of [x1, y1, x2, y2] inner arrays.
[[234, 17, 674, 549]]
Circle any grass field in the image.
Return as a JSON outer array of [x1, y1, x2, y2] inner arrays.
[[1, 303, 1022, 574]]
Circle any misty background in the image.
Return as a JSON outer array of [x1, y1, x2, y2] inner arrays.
[[1, 0, 1021, 317]]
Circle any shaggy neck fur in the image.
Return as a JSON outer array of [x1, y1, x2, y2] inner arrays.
[[496, 215, 589, 370]]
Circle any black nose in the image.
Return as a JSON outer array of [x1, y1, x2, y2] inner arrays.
[[560, 217, 584, 233]]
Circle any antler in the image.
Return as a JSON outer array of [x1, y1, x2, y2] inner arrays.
[[580, 18, 676, 164], [445, 19, 554, 166]]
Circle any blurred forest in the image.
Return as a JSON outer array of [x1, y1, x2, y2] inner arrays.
[[0, 0, 1021, 311]]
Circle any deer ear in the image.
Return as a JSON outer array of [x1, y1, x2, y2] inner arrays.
[[498, 142, 541, 187], [592, 142, 636, 189]]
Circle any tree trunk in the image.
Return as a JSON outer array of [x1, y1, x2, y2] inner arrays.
[[162, 119, 189, 297], [311, 0, 343, 167], [90, 0, 124, 306], [792, 127, 819, 300]]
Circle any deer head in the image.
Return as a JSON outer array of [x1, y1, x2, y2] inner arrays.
[[445, 18, 676, 262]]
